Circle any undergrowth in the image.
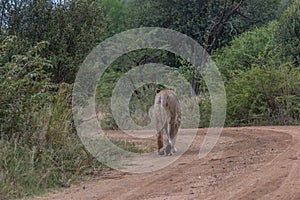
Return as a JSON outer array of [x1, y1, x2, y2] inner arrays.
[[0, 85, 103, 199]]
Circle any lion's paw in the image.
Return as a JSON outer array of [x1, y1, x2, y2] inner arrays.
[[158, 148, 165, 155]]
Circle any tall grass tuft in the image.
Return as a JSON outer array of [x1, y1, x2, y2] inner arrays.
[[0, 85, 102, 199]]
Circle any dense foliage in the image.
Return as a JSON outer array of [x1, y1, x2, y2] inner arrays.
[[215, 19, 300, 126], [131, 0, 283, 52], [277, 0, 300, 64], [0, 36, 101, 198], [215, 22, 278, 79], [226, 58, 300, 126], [1, 0, 105, 83], [0, 36, 51, 139]]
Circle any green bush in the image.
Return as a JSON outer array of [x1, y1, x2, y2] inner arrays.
[[0, 36, 103, 199], [215, 20, 300, 126], [0, 36, 52, 140], [215, 21, 278, 80], [226, 63, 300, 126], [0, 84, 102, 199]]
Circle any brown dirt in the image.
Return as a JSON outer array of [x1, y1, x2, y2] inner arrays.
[[31, 126, 300, 200]]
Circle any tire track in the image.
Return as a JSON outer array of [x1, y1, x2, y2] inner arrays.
[[209, 127, 300, 200]]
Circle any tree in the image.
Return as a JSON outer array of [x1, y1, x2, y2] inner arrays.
[[215, 21, 278, 80], [44, 0, 105, 83], [0, 0, 105, 83], [129, 0, 282, 94], [277, 0, 300, 64], [101, 0, 132, 39], [131, 0, 282, 53]]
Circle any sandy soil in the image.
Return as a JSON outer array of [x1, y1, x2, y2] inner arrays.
[[31, 126, 300, 200]]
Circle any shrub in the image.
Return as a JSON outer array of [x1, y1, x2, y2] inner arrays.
[[0, 36, 52, 140], [226, 62, 300, 126], [0, 84, 102, 199], [215, 21, 278, 80], [0, 36, 103, 199]]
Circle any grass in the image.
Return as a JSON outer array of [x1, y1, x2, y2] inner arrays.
[[0, 139, 103, 199], [0, 83, 153, 199], [0, 85, 104, 199], [112, 140, 148, 154]]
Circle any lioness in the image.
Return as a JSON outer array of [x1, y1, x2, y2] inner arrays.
[[154, 89, 180, 155]]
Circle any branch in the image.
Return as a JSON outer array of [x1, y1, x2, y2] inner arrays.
[[236, 10, 252, 21], [205, 0, 243, 53]]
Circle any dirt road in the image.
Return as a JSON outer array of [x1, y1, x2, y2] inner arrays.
[[33, 126, 300, 200]]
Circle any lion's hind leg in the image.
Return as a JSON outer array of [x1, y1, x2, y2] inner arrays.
[[169, 121, 179, 154], [164, 122, 174, 156], [156, 125, 166, 155], [157, 131, 165, 155]]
